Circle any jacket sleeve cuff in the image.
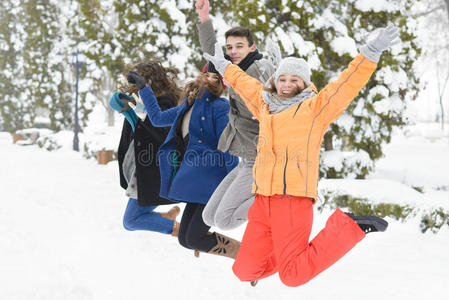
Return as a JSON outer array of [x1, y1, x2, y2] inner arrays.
[[360, 44, 381, 63]]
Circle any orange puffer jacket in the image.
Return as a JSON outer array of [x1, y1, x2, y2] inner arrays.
[[223, 54, 377, 202]]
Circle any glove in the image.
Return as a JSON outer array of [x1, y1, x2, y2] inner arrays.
[[127, 71, 147, 90], [203, 43, 232, 75], [265, 38, 282, 68], [360, 24, 400, 63], [108, 92, 139, 131]]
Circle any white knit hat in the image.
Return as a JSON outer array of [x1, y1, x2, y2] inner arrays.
[[273, 57, 311, 86]]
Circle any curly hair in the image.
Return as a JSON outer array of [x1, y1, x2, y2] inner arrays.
[[121, 60, 182, 100], [179, 73, 224, 105]]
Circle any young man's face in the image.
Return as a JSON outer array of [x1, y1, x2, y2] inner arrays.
[[225, 36, 256, 65]]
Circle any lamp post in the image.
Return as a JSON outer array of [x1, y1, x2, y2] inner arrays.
[[71, 50, 85, 152]]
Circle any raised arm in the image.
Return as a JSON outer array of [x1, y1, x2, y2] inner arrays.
[[223, 65, 265, 120], [204, 43, 265, 119], [127, 71, 178, 127], [308, 24, 400, 126], [139, 87, 178, 127], [195, 0, 216, 55]]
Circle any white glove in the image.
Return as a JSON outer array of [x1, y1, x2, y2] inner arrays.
[[203, 43, 231, 75], [265, 38, 282, 67], [361, 24, 401, 62]]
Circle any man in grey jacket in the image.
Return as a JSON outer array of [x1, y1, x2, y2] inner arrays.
[[195, 0, 275, 230]]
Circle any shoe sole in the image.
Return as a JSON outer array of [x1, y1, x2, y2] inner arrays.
[[355, 216, 389, 232]]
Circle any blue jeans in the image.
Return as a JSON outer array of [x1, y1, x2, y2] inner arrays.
[[123, 198, 174, 235]]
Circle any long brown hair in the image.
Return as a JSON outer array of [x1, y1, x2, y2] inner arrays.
[[178, 73, 224, 105], [120, 60, 182, 100], [263, 77, 304, 99]]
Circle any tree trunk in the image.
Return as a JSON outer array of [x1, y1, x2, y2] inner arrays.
[[107, 106, 115, 127], [323, 132, 333, 151], [444, 0, 449, 21]]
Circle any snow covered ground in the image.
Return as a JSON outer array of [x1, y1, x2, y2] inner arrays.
[[1, 124, 448, 300]]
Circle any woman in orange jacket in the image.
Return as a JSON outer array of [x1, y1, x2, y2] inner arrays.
[[204, 24, 399, 287]]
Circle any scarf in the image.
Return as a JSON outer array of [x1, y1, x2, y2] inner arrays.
[[225, 49, 263, 71], [262, 88, 316, 114]]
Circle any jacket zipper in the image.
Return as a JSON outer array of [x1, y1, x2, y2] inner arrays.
[[283, 147, 288, 195], [254, 164, 259, 194]]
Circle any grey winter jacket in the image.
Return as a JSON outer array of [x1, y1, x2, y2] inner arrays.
[[198, 20, 274, 159]]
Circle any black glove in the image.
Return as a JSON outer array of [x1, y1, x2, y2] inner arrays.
[[127, 71, 147, 90]]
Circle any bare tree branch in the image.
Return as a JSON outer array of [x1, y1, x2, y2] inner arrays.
[[412, 4, 445, 18], [444, 0, 449, 21]]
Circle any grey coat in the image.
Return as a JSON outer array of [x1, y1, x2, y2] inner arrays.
[[198, 20, 275, 159]]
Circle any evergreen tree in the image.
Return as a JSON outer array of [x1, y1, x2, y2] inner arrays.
[[0, 0, 89, 132], [204, 0, 422, 179], [0, 1, 32, 132], [72, 0, 422, 181], [22, 0, 74, 131]]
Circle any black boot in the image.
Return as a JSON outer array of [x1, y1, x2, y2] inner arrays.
[[250, 280, 258, 287], [345, 212, 388, 234]]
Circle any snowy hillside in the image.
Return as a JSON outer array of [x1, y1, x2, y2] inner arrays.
[[1, 123, 448, 299]]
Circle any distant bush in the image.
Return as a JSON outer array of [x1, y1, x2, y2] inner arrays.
[[319, 192, 449, 233]]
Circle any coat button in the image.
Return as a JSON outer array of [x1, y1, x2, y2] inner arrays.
[[201, 116, 205, 120], [131, 184, 135, 188], [200, 128, 203, 132], [137, 141, 141, 146], [206, 98, 209, 102], [198, 140, 202, 143]]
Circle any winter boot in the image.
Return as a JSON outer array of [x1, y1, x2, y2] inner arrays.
[[346, 212, 388, 234], [160, 206, 180, 221], [171, 221, 180, 237], [207, 233, 240, 259], [250, 280, 258, 287]]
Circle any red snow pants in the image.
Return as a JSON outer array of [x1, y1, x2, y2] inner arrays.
[[232, 194, 365, 287]]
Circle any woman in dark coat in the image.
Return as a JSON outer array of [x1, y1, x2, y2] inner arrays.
[[112, 61, 182, 236], [127, 63, 240, 258]]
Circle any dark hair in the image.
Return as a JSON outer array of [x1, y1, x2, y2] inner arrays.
[[179, 73, 224, 105], [225, 27, 255, 46], [121, 60, 182, 101]]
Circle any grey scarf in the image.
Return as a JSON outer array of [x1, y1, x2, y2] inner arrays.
[[262, 88, 316, 114]]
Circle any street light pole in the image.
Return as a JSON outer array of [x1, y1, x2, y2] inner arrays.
[[72, 50, 85, 152]]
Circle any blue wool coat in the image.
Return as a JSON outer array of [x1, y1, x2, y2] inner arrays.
[[139, 86, 238, 204]]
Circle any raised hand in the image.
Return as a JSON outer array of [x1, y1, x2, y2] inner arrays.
[[127, 71, 147, 91], [265, 38, 282, 67], [203, 42, 231, 75], [195, 0, 210, 23], [361, 24, 401, 63]]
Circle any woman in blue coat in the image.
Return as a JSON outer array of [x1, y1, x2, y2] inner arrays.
[[127, 62, 240, 258]]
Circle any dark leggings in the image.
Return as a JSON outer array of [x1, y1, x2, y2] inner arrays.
[[178, 203, 217, 252]]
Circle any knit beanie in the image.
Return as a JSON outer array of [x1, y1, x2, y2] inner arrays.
[[273, 57, 311, 86], [202, 62, 225, 88], [206, 61, 219, 75]]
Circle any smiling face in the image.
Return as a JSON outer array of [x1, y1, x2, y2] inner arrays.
[[275, 74, 305, 99], [225, 36, 256, 65]]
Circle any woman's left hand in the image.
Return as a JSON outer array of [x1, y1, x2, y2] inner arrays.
[[127, 71, 148, 90]]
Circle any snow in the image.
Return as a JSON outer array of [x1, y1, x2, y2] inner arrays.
[[1, 122, 449, 299], [330, 36, 358, 57], [355, 0, 396, 13]]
